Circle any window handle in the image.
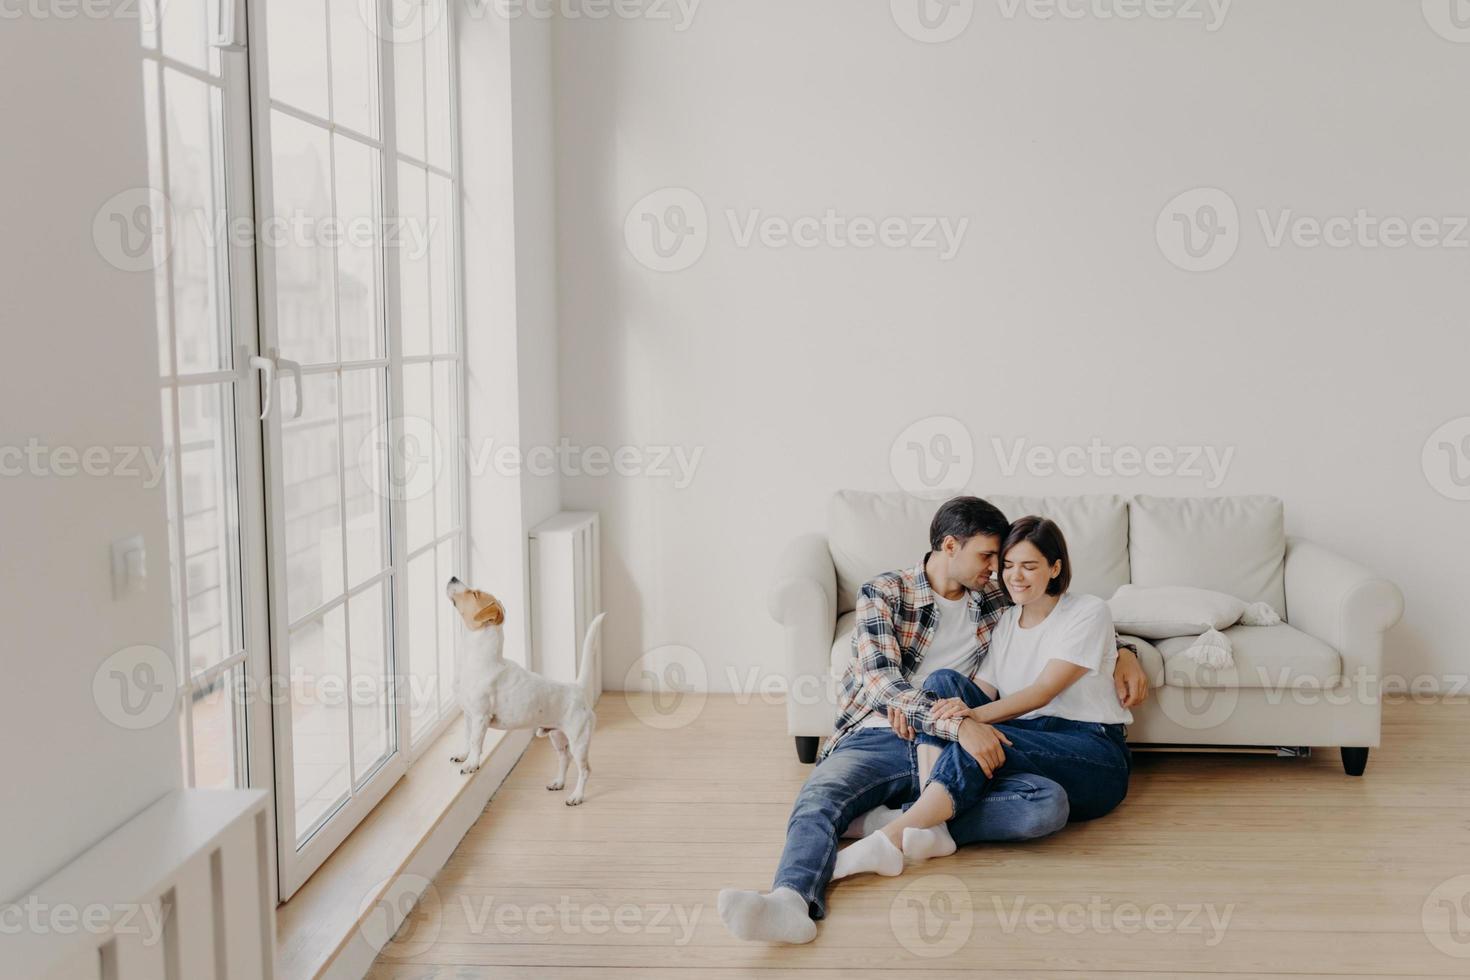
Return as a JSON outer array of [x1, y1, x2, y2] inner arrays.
[[211, 0, 247, 51], [272, 349, 304, 421], [238, 345, 276, 420]]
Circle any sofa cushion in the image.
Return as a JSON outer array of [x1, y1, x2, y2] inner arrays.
[[1118, 635, 1166, 689], [1129, 495, 1286, 615], [1158, 624, 1339, 689], [828, 490, 1130, 614], [830, 611, 859, 678]]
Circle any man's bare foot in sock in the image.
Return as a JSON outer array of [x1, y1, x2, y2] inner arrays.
[[831, 829, 905, 879], [717, 886, 816, 944], [840, 805, 901, 839]]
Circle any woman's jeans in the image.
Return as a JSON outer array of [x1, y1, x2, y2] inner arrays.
[[918, 668, 1132, 824], [771, 713, 1073, 919]]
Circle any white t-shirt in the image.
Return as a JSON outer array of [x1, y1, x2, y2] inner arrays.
[[978, 592, 1132, 725], [859, 590, 975, 728]]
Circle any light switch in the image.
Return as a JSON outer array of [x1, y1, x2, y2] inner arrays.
[[112, 534, 147, 599]]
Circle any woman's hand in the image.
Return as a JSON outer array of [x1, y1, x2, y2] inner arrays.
[[1114, 647, 1150, 707], [931, 697, 973, 721]]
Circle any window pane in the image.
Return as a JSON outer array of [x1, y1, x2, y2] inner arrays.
[[290, 608, 350, 842], [140, 0, 161, 50], [436, 541, 456, 710], [342, 368, 388, 588], [159, 389, 186, 664], [161, 0, 214, 75], [425, 2, 453, 170], [397, 163, 431, 357], [432, 361, 456, 538], [402, 363, 434, 552], [329, 0, 380, 137], [267, 0, 329, 119], [407, 549, 439, 742], [178, 383, 244, 674], [269, 112, 338, 366], [392, 2, 426, 161], [349, 583, 393, 784], [190, 668, 242, 790], [335, 136, 384, 361], [164, 70, 230, 375], [427, 172, 455, 355], [283, 373, 343, 623], [141, 62, 171, 377]]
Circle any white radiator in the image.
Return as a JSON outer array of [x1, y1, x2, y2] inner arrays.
[[9, 789, 274, 980], [529, 511, 603, 696]]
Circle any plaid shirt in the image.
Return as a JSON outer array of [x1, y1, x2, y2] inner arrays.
[[819, 554, 1134, 762]]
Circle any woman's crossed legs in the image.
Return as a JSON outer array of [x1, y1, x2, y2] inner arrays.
[[834, 668, 1130, 880]]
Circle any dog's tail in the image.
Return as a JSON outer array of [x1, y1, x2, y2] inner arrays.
[[577, 612, 607, 706]]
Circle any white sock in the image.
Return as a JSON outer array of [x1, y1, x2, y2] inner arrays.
[[832, 830, 905, 880], [717, 886, 816, 944], [841, 805, 901, 839], [901, 824, 957, 863]]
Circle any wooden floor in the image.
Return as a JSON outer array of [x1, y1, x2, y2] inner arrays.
[[368, 693, 1470, 978]]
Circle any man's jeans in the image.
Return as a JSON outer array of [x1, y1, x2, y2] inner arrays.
[[771, 722, 1070, 919], [919, 668, 1131, 823]]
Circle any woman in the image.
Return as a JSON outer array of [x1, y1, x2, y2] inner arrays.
[[832, 515, 1132, 878]]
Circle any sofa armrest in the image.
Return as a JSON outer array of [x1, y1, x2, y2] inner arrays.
[[1284, 536, 1404, 680], [768, 534, 838, 731]]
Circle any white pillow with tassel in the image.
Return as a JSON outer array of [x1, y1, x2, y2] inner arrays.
[[1107, 584, 1281, 668]]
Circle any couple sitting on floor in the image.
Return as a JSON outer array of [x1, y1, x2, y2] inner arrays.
[[719, 495, 1151, 944]]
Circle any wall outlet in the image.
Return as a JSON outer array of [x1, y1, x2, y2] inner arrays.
[[111, 534, 147, 599]]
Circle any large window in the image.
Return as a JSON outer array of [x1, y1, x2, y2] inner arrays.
[[144, 0, 265, 795], [143, 0, 466, 900]]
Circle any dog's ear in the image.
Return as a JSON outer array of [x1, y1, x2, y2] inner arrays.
[[474, 599, 504, 626]]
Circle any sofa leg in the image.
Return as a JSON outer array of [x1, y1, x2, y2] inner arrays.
[[795, 736, 819, 764], [1341, 747, 1369, 776]]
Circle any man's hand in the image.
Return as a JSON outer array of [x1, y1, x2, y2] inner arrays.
[[1114, 646, 1149, 708], [888, 707, 915, 741], [956, 718, 1011, 777]]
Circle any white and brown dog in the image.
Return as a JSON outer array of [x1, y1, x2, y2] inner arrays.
[[445, 576, 605, 805]]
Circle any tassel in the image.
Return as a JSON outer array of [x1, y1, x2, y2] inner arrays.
[[1183, 628, 1234, 668], [1240, 601, 1281, 626]]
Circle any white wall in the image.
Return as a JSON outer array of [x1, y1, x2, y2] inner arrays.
[[460, 5, 562, 669], [555, 0, 1470, 692], [0, 16, 180, 898]]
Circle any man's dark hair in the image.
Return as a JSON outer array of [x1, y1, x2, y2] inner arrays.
[[928, 496, 1010, 551], [1002, 515, 1073, 596]]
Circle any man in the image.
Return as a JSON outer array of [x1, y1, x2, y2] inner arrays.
[[718, 496, 1150, 944]]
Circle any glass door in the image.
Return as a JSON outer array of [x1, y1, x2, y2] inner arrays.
[[143, 0, 274, 806], [251, 0, 403, 897]]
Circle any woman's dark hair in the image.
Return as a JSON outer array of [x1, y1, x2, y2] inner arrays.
[[929, 496, 1010, 551], [1001, 516, 1072, 596]]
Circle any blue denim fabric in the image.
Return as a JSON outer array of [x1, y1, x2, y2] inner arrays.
[[772, 724, 1069, 919], [917, 668, 1131, 823]]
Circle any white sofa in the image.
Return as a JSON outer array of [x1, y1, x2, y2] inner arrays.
[[770, 491, 1404, 775]]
